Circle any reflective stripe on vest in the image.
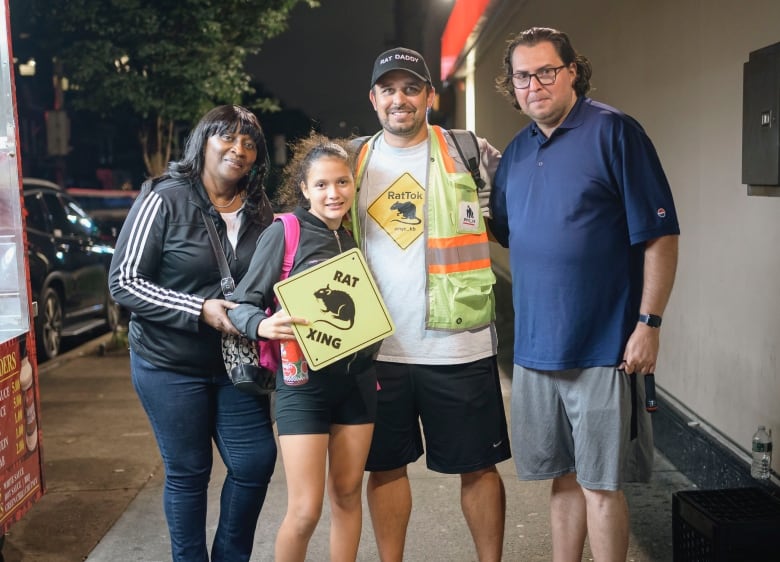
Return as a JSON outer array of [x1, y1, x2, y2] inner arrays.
[[428, 237, 492, 274]]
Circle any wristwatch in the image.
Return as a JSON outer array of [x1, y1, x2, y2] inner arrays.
[[638, 313, 662, 328]]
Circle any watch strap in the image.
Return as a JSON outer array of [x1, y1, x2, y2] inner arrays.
[[638, 313, 662, 328]]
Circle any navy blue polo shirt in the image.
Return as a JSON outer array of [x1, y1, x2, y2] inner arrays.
[[491, 97, 680, 370]]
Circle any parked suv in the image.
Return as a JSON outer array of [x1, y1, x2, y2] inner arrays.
[[22, 178, 119, 360], [66, 187, 139, 242]]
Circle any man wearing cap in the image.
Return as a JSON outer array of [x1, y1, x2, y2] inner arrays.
[[349, 47, 510, 562]]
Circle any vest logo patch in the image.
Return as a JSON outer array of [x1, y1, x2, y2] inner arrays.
[[367, 173, 425, 249], [458, 201, 478, 232]]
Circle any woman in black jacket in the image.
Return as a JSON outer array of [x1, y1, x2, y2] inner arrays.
[[229, 134, 379, 562], [109, 105, 276, 562]]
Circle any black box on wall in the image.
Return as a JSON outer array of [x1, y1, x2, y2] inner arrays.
[[742, 42, 780, 191]]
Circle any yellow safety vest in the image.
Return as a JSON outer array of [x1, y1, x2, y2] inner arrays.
[[350, 126, 495, 331]]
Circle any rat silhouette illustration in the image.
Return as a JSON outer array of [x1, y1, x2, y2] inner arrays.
[[312, 285, 355, 329], [390, 201, 422, 225]]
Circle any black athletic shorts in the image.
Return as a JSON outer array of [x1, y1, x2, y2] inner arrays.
[[365, 356, 511, 474], [274, 364, 377, 435]]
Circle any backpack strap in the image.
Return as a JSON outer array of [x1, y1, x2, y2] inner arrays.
[[349, 135, 371, 154], [349, 135, 372, 181], [275, 213, 300, 281], [447, 129, 486, 190]]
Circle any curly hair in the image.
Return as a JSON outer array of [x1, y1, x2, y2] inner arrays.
[[495, 27, 592, 111], [163, 105, 272, 225], [274, 133, 356, 212]]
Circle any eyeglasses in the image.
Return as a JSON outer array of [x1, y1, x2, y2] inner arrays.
[[511, 65, 567, 89]]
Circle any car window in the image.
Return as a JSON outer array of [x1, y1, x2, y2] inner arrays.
[[23, 193, 48, 232], [41, 192, 98, 237], [73, 194, 137, 212]]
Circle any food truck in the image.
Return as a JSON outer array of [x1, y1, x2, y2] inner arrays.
[[0, 0, 46, 535]]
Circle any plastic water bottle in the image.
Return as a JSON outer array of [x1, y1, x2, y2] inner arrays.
[[750, 425, 772, 480]]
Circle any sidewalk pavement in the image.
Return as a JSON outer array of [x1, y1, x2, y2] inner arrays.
[[2, 325, 695, 562]]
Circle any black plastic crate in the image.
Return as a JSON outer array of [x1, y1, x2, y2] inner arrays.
[[672, 487, 780, 561]]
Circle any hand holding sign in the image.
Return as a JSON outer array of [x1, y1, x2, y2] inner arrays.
[[274, 248, 395, 370]]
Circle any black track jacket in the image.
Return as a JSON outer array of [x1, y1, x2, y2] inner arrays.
[[109, 176, 272, 376]]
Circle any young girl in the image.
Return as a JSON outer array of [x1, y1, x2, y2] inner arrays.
[[228, 133, 378, 562]]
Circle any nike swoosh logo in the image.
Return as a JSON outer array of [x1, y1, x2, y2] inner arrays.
[[492, 441, 503, 448]]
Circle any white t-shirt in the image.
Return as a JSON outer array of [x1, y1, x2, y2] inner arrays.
[[220, 207, 242, 251], [357, 136, 496, 365]]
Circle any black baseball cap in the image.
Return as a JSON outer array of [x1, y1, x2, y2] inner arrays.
[[370, 47, 432, 88]]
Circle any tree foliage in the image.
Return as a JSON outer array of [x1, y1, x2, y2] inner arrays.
[[26, 0, 316, 176]]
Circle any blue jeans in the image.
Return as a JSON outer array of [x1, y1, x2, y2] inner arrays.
[[130, 352, 277, 562]]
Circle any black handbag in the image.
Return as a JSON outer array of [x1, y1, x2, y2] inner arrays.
[[201, 208, 276, 395], [220, 331, 277, 396]]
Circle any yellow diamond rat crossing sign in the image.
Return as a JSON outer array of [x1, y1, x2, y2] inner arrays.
[[367, 172, 426, 249], [273, 248, 395, 370]]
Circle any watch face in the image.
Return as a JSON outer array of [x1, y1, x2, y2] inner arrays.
[[640, 314, 662, 327]]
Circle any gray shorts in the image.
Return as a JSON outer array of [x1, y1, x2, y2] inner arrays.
[[511, 365, 653, 491]]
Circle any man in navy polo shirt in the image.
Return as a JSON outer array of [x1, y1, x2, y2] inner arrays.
[[490, 27, 680, 561]]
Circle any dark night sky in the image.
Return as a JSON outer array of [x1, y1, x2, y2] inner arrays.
[[246, 0, 451, 138], [247, 0, 395, 138]]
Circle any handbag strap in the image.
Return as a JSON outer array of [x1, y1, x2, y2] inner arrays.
[[201, 209, 301, 296], [199, 208, 235, 296]]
